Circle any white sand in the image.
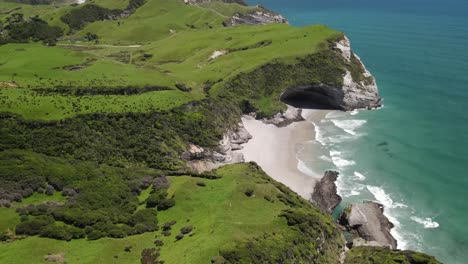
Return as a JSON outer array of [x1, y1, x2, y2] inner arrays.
[[238, 110, 329, 199]]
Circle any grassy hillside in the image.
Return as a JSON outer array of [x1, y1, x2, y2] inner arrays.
[[345, 247, 441, 264], [0, 162, 343, 263], [0, 0, 441, 263]]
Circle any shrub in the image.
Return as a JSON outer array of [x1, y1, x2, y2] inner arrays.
[[244, 189, 254, 197], [180, 226, 193, 234], [162, 221, 175, 231], [154, 240, 163, 247], [196, 181, 206, 187], [15, 216, 53, 235], [40, 224, 77, 241], [157, 199, 175, 211], [140, 248, 161, 264], [146, 189, 168, 208], [128, 208, 157, 228], [175, 233, 184, 240], [86, 230, 106, 240], [0, 232, 10, 241], [162, 230, 170, 236]]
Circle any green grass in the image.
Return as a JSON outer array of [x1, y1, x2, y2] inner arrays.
[[0, 163, 316, 264], [0, 88, 203, 120], [16, 192, 67, 206], [156, 164, 290, 263], [0, 208, 19, 233], [0, 0, 339, 121]]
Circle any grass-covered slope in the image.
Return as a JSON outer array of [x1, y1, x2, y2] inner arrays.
[[0, 0, 340, 120], [345, 246, 441, 264], [0, 162, 344, 263]]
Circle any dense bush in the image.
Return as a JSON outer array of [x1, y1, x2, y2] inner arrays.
[[128, 209, 158, 230], [0, 14, 63, 45], [61, 0, 146, 30], [157, 199, 175, 211], [146, 189, 168, 208], [0, 99, 240, 170], [40, 223, 85, 241], [61, 4, 122, 30], [15, 215, 53, 235], [345, 246, 441, 264]]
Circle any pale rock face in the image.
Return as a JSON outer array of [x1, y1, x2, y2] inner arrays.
[[183, 124, 251, 172], [336, 37, 381, 110], [209, 50, 227, 61], [224, 11, 288, 26]]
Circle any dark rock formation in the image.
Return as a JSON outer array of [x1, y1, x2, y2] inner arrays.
[[339, 201, 397, 249], [311, 171, 342, 214]]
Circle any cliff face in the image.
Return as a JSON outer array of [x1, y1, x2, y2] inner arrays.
[[223, 9, 288, 27], [280, 37, 381, 111]]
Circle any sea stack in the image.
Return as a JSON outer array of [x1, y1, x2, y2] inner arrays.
[[311, 170, 342, 214]]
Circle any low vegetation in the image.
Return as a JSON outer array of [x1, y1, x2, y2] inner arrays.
[[345, 246, 442, 264]]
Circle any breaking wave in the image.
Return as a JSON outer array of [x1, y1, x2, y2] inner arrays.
[[331, 119, 367, 135], [411, 216, 440, 229]]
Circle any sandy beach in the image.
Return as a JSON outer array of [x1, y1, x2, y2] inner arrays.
[[237, 109, 329, 199]]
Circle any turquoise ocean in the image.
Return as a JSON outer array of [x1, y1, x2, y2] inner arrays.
[[248, 0, 468, 263]]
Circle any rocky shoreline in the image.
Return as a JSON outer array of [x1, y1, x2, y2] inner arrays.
[[311, 171, 399, 251]]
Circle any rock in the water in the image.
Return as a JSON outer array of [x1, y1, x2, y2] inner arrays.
[[311, 171, 342, 214], [339, 201, 397, 249]]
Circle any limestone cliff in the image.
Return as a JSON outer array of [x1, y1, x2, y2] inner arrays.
[[280, 36, 381, 111]]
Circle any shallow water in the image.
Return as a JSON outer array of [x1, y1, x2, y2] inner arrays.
[[248, 0, 468, 262]]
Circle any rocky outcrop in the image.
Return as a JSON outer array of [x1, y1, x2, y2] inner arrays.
[[280, 37, 381, 111], [223, 8, 288, 27], [181, 124, 252, 172], [339, 201, 397, 249], [262, 105, 303, 127], [311, 171, 342, 214], [337, 37, 381, 110], [185, 0, 246, 5]]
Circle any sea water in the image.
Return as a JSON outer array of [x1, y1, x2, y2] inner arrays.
[[247, 0, 468, 263]]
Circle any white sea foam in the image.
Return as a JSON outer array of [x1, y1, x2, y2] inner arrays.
[[319, 155, 332, 162], [312, 122, 326, 146], [330, 150, 355, 168], [411, 216, 440, 229], [297, 159, 315, 176], [350, 109, 359, 115], [366, 185, 408, 209], [331, 119, 367, 135], [366, 185, 410, 249], [354, 171, 366, 181]]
